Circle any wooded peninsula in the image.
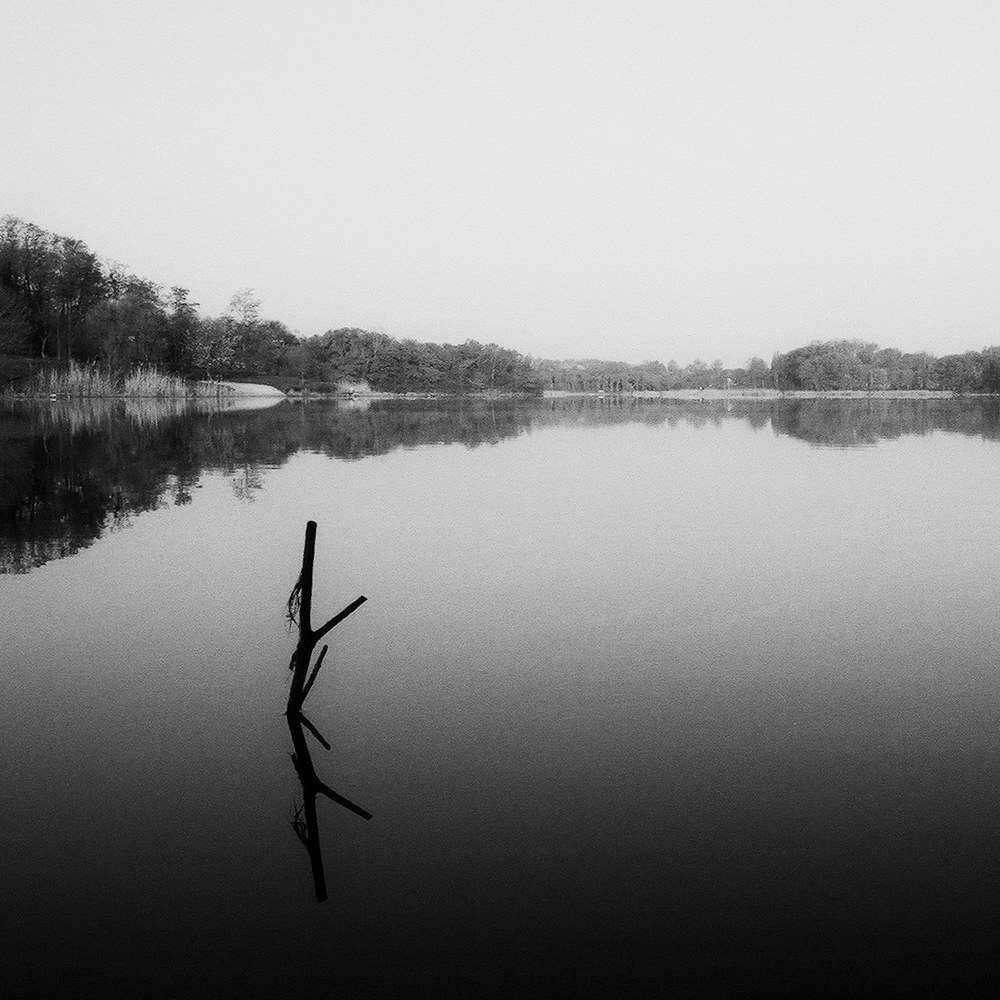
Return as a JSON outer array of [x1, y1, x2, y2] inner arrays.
[[4, 215, 1000, 396]]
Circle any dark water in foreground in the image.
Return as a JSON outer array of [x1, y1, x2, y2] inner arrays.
[[3, 396, 1000, 996]]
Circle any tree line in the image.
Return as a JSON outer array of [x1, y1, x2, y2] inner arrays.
[[531, 355, 773, 392], [6, 216, 1000, 396], [534, 341, 1000, 395], [292, 327, 539, 394], [0, 216, 298, 379], [771, 339, 1000, 394], [0, 216, 539, 394]]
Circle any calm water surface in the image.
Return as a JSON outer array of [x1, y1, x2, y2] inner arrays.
[[3, 396, 1000, 996]]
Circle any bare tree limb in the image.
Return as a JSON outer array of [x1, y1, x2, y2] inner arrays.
[[283, 521, 372, 903], [316, 780, 373, 821], [301, 644, 329, 704], [299, 520, 316, 635], [299, 712, 331, 751], [287, 521, 366, 713], [313, 595, 367, 644]]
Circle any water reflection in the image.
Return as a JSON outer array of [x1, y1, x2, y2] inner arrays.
[[287, 709, 371, 902], [771, 396, 1000, 448], [4, 395, 1000, 572], [5, 395, 1000, 994]]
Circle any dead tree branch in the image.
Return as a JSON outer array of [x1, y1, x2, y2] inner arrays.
[[287, 520, 366, 713], [284, 520, 372, 903]]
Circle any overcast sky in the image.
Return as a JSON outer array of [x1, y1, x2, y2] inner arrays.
[[3, 0, 999, 365]]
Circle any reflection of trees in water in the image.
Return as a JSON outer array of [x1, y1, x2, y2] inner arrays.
[[772, 400, 890, 448], [12, 396, 266, 434], [5, 396, 1000, 573], [770, 398, 1000, 448], [303, 400, 535, 459], [0, 402, 291, 572], [0, 400, 539, 572], [229, 465, 265, 503]]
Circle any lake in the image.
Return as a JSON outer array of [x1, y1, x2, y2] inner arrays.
[[3, 395, 1000, 996]]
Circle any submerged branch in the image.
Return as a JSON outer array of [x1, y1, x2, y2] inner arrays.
[[284, 521, 372, 903], [298, 521, 317, 636], [286, 521, 365, 713]]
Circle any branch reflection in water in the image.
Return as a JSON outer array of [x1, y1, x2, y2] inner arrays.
[[287, 710, 371, 903], [285, 520, 371, 903]]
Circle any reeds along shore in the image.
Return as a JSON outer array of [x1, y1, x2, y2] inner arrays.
[[11, 361, 235, 399]]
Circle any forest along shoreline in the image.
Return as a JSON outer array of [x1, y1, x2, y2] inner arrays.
[[0, 355, 973, 404], [6, 214, 1000, 398], [541, 388, 964, 400]]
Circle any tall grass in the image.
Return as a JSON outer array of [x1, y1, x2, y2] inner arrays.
[[38, 361, 115, 396], [122, 365, 216, 398], [22, 361, 234, 399]]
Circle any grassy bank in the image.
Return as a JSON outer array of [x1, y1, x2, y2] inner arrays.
[[6, 361, 235, 399]]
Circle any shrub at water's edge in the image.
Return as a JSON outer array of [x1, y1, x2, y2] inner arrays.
[[14, 361, 237, 398]]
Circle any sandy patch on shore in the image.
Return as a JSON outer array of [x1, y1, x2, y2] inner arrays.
[[217, 381, 286, 397]]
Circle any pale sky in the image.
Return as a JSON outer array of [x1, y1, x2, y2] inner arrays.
[[3, 0, 1000, 366]]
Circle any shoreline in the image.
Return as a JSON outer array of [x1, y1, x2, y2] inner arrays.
[[284, 387, 972, 401], [541, 388, 965, 400], [5, 383, 985, 404]]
